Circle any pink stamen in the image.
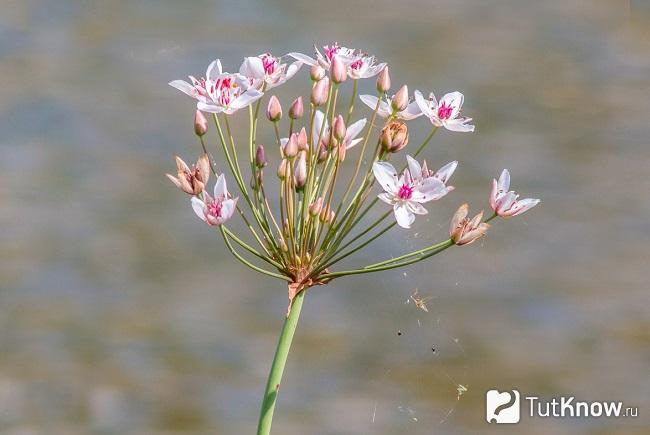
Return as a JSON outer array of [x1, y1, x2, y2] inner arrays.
[[324, 44, 340, 61], [350, 59, 363, 70], [437, 102, 454, 120], [261, 54, 277, 75], [398, 183, 414, 200], [207, 200, 223, 218]]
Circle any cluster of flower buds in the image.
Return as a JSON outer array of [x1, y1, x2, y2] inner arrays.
[[167, 43, 539, 296]]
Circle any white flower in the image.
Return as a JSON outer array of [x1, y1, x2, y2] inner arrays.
[[347, 54, 386, 79], [372, 158, 448, 229], [169, 59, 263, 114], [191, 174, 238, 226], [406, 155, 457, 198], [288, 43, 385, 78], [239, 53, 302, 90], [359, 94, 422, 121], [414, 90, 475, 132], [489, 169, 540, 217]]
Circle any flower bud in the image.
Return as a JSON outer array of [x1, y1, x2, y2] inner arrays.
[[376, 66, 391, 93], [330, 55, 347, 84], [255, 144, 267, 168], [318, 142, 328, 162], [294, 151, 307, 190], [311, 77, 329, 106], [277, 158, 288, 179], [333, 115, 346, 141], [310, 64, 326, 81], [338, 143, 347, 162], [309, 197, 323, 216], [266, 95, 282, 122], [194, 110, 208, 136], [381, 120, 409, 153], [289, 96, 304, 119], [284, 133, 299, 158], [391, 85, 409, 112], [297, 127, 308, 151]]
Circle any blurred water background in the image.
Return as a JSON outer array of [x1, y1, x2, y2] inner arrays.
[[1, 0, 649, 434]]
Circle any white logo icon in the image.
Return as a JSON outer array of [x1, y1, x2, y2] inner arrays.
[[486, 389, 520, 423]]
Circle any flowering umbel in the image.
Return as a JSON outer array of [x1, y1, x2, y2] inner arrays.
[[167, 44, 539, 435]]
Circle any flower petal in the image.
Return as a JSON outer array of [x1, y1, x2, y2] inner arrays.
[[435, 161, 458, 184], [498, 169, 511, 192], [413, 177, 447, 202], [169, 80, 197, 97], [287, 52, 316, 66], [439, 91, 464, 119], [372, 161, 399, 193], [214, 174, 227, 198], [191, 197, 207, 223], [414, 90, 433, 118], [406, 201, 428, 215], [509, 198, 540, 216], [406, 155, 422, 181], [231, 89, 264, 109], [444, 119, 475, 133], [399, 101, 423, 120], [394, 203, 415, 229], [377, 192, 396, 205], [239, 56, 265, 79]]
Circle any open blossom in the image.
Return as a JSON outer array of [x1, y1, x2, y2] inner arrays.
[[166, 154, 210, 195], [406, 155, 457, 198], [191, 174, 237, 226], [490, 169, 540, 217], [414, 90, 474, 132], [289, 43, 383, 77], [449, 203, 490, 245], [312, 110, 366, 150], [169, 59, 263, 114], [373, 157, 448, 229], [360, 94, 422, 121], [239, 53, 302, 90]]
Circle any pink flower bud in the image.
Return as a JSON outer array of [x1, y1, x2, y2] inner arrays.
[[309, 197, 324, 216], [391, 85, 409, 112], [255, 144, 267, 168], [297, 127, 308, 151], [277, 159, 288, 179], [294, 151, 307, 189], [333, 115, 346, 141], [289, 96, 304, 119], [194, 110, 208, 136], [330, 55, 347, 84], [376, 66, 391, 93], [266, 95, 282, 122], [318, 142, 328, 162], [284, 133, 299, 158], [310, 64, 326, 81], [338, 144, 347, 162], [311, 77, 329, 106]]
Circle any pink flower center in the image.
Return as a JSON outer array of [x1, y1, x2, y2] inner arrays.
[[324, 44, 340, 61], [350, 59, 364, 70], [261, 54, 278, 75], [437, 102, 454, 120], [210, 76, 240, 106], [398, 183, 414, 200], [207, 199, 223, 218]]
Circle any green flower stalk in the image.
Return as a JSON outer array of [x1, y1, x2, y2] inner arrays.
[[167, 44, 540, 434]]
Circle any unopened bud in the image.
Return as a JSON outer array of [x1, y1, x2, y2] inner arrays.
[[277, 159, 288, 179], [194, 110, 208, 136], [333, 115, 346, 141], [297, 127, 308, 151], [338, 143, 347, 162], [376, 66, 391, 93], [266, 95, 282, 122], [310, 64, 326, 81], [309, 197, 324, 216], [279, 238, 288, 252], [255, 144, 267, 168], [318, 142, 328, 162], [289, 96, 304, 119], [294, 151, 307, 189], [381, 120, 409, 153], [311, 77, 329, 106], [330, 55, 347, 84], [284, 133, 299, 158], [391, 85, 409, 112]]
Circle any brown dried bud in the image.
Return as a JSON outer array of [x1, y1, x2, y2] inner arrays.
[[289, 96, 304, 119], [194, 110, 208, 136], [266, 95, 282, 122], [255, 144, 267, 168], [381, 121, 409, 153], [166, 154, 210, 195], [449, 204, 490, 246], [376, 66, 391, 93], [391, 85, 409, 112]]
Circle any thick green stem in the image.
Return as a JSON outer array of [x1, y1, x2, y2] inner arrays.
[[257, 290, 306, 435]]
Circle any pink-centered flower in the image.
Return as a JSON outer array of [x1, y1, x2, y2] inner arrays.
[[360, 94, 422, 121], [169, 59, 263, 114], [373, 157, 449, 229], [191, 174, 238, 226], [239, 53, 302, 90], [489, 169, 540, 217], [414, 90, 475, 132], [406, 155, 457, 198], [289, 43, 385, 79]]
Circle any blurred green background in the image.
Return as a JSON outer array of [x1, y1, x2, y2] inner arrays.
[[1, 0, 649, 434]]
